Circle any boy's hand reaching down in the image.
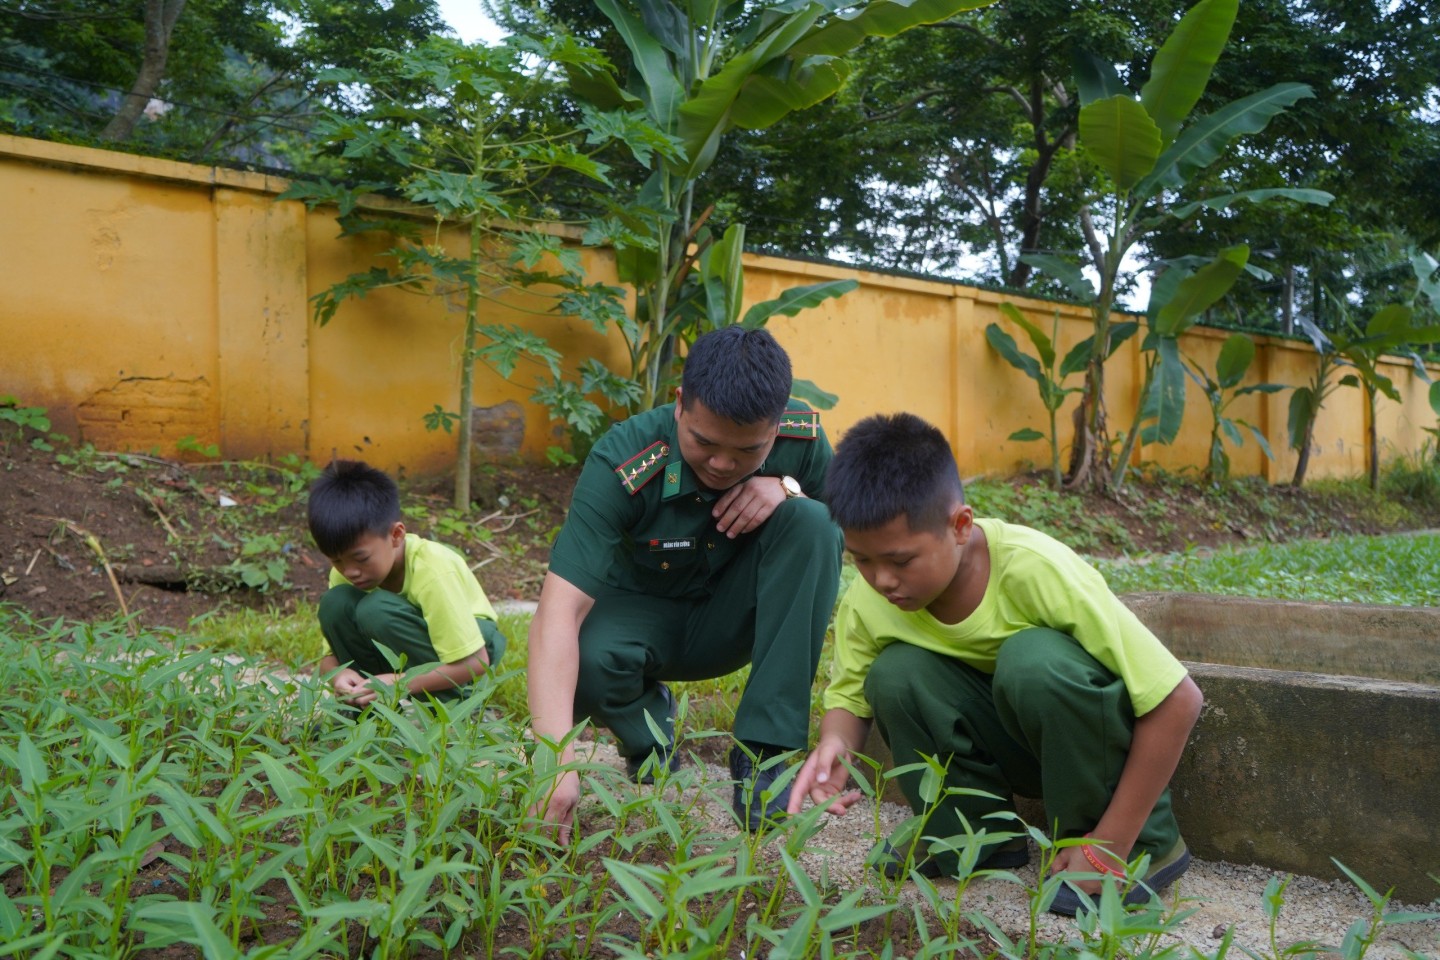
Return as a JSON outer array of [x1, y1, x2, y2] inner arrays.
[[787, 735, 865, 816], [331, 667, 370, 704]]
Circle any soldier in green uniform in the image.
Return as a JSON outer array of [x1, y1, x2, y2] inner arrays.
[[526, 327, 843, 838]]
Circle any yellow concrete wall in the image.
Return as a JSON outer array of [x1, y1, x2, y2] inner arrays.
[[3, 134, 1435, 483]]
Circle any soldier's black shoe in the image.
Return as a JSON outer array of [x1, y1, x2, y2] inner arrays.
[[623, 683, 681, 784], [728, 744, 791, 832]]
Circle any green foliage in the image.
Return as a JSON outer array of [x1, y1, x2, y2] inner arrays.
[[986, 306, 1136, 488], [966, 479, 1136, 554], [0, 395, 52, 453], [1096, 532, 1440, 606], [562, 0, 989, 411], [1034, 0, 1329, 492], [1186, 333, 1286, 484], [0, 606, 1425, 959], [1287, 289, 1440, 488], [1381, 441, 1440, 506], [175, 434, 220, 459], [0, 0, 446, 169], [283, 34, 652, 508]]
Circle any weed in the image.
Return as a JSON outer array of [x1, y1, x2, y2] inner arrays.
[[0, 395, 53, 453]]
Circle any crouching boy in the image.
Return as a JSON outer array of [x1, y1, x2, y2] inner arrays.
[[787, 413, 1202, 916], [308, 460, 506, 707]]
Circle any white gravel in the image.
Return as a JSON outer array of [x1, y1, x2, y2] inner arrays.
[[575, 741, 1440, 957]]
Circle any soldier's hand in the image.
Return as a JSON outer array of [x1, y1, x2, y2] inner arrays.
[[527, 770, 581, 844], [713, 475, 786, 537]]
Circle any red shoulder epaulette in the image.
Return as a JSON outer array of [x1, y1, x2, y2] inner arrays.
[[614, 441, 669, 495], [777, 409, 820, 440]]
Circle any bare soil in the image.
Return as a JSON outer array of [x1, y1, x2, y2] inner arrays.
[[1, 436, 1435, 632]]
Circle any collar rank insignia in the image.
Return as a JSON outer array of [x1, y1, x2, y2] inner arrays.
[[615, 441, 670, 495], [777, 409, 820, 440]]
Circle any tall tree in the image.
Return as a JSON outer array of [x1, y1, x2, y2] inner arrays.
[[1, 0, 445, 168]]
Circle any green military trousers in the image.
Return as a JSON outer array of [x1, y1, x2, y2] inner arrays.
[[574, 497, 842, 759], [317, 586, 507, 702], [864, 627, 1180, 872]]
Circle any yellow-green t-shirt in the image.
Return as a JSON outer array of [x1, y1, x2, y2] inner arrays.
[[823, 518, 1185, 719], [328, 534, 497, 663]]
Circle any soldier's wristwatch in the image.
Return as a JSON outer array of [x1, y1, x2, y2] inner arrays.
[[780, 475, 803, 499]]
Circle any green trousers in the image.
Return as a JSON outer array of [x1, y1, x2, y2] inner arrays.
[[574, 497, 843, 758], [864, 627, 1180, 871], [317, 586, 507, 702]]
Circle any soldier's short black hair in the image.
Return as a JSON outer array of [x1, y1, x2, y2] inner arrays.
[[826, 413, 964, 533], [307, 460, 402, 557], [680, 326, 792, 425]]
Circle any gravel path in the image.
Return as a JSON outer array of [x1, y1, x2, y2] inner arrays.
[[577, 741, 1440, 957]]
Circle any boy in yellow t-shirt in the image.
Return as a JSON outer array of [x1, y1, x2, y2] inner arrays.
[[787, 413, 1202, 917], [308, 460, 505, 705]]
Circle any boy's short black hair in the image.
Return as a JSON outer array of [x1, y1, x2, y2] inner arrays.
[[680, 326, 792, 425], [826, 413, 964, 533], [307, 460, 401, 557]]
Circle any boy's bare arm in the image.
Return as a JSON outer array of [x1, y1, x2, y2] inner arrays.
[[525, 572, 595, 841], [1051, 675, 1204, 884], [787, 707, 873, 815], [399, 649, 491, 696]]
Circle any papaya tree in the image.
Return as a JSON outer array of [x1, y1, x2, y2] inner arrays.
[[563, 0, 993, 411], [282, 35, 660, 508], [1031, 0, 1330, 492]]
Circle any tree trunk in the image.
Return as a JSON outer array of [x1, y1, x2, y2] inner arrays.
[[1282, 264, 1295, 336], [101, 0, 187, 142], [1291, 417, 1315, 486], [1367, 387, 1380, 491]]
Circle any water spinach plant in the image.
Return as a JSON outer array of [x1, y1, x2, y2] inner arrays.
[[1, 605, 1432, 958]]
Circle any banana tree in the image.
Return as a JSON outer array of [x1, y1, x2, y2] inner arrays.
[[1290, 301, 1440, 489], [566, 0, 992, 410], [1112, 245, 1251, 488], [1051, 0, 1331, 492], [1188, 333, 1286, 485], [985, 304, 1136, 489]]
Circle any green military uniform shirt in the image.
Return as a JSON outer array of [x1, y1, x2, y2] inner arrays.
[[549, 402, 833, 599]]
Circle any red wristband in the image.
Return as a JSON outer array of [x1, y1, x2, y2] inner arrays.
[[1080, 834, 1125, 876]]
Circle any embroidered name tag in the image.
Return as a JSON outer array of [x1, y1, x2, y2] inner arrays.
[[649, 538, 695, 552]]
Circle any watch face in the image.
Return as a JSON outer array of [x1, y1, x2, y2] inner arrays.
[[782, 476, 802, 497]]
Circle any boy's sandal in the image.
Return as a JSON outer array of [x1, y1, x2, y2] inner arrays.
[[1048, 836, 1192, 917]]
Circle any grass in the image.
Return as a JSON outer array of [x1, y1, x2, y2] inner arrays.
[[2, 605, 1432, 960], [1095, 532, 1440, 607]]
